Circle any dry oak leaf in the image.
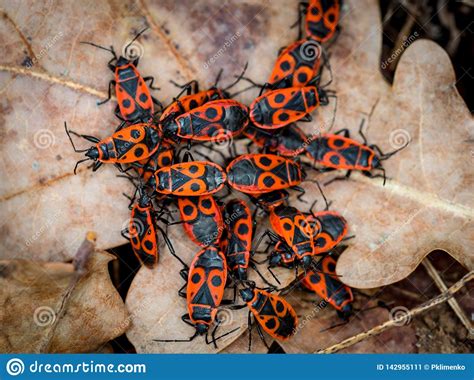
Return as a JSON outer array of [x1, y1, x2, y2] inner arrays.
[[327, 39, 474, 288], [0, 251, 130, 353]]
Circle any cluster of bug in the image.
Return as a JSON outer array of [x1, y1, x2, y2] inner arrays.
[[66, 0, 406, 350]]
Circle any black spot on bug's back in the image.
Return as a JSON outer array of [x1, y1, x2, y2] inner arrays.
[[275, 300, 285, 313], [265, 318, 277, 329], [123, 99, 131, 108], [259, 156, 272, 166], [278, 112, 289, 122], [283, 222, 292, 231], [280, 61, 290, 71], [189, 165, 199, 173], [131, 129, 141, 139], [263, 176, 275, 187], [297, 72, 308, 83], [201, 199, 212, 208], [144, 240, 153, 250], [333, 138, 344, 147], [135, 147, 144, 157], [310, 273, 320, 284], [191, 273, 201, 283], [162, 156, 171, 166], [238, 223, 249, 235], [328, 262, 336, 272], [328, 14, 335, 22], [275, 94, 285, 103], [183, 205, 194, 216], [205, 107, 218, 118], [191, 183, 200, 192], [330, 155, 340, 165], [211, 275, 222, 287], [315, 236, 327, 247], [139, 93, 148, 102], [189, 99, 199, 109], [311, 7, 319, 15]]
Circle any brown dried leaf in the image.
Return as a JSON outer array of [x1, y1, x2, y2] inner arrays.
[[0, 251, 130, 353]]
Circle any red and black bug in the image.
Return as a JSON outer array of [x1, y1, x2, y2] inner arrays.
[[64, 122, 161, 174], [239, 285, 298, 349], [296, 0, 341, 43], [132, 140, 175, 183], [221, 199, 253, 280], [120, 187, 179, 269], [305, 123, 410, 185], [177, 195, 224, 247], [155, 246, 237, 347], [226, 154, 304, 195], [250, 86, 320, 130], [154, 160, 227, 196], [270, 205, 321, 260], [268, 38, 323, 89], [311, 210, 348, 254], [160, 99, 249, 142], [81, 28, 162, 123], [301, 254, 353, 319]]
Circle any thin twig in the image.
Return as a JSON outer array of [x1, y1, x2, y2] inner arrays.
[[0, 65, 111, 100], [421, 258, 473, 337], [316, 271, 474, 353], [38, 232, 97, 353]]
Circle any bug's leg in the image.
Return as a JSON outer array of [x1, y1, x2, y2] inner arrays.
[[333, 128, 350, 137], [114, 105, 126, 122], [324, 170, 352, 186], [363, 169, 387, 186], [151, 96, 164, 112], [97, 80, 115, 106], [223, 62, 249, 92], [293, 185, 308, 203], [177, 282, 187, 298], [291, 2, 308, 40], [92, 161, 103, 172], [71, 159, 90, 175], [358, 119, 368, 145], [156, 225, 188, 268], [64, 122, 96, 152], [247, 311, 253, 352], [255, 321, 270, 349], [114, 120, 127, 132], [299, 113, 313, 123], [143, 76, 160, 91]]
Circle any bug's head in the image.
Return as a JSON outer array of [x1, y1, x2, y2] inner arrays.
[[269, 253, 282, 267], [372, 154, 381, 169], [116, 56, 131, 68], [301, 255, 313, 268], [239, 288, 254, 303], [85, 147, 99, 160], [195, 323, 209, 335]]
